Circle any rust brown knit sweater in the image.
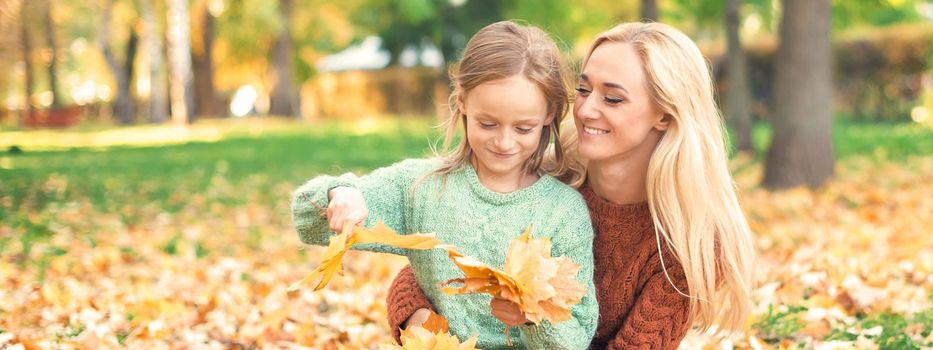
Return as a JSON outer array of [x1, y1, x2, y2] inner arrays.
[[386, 184, 691, 349]]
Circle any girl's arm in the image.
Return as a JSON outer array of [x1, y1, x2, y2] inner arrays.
[[607, 257, 691, 350], [517, 196, 599, 350], [386, 265, 436, 343], [291, 158, 430, 255]]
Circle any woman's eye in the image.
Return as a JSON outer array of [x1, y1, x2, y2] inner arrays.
[[605, 97, 625, 104], [479, 122, 496, 129], [575, 87, 591, 96]]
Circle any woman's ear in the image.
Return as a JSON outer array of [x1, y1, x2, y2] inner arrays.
[[654, 113, 672, 131]]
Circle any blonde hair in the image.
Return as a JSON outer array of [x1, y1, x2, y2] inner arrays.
[[433, 21, 576, 180], [563, 22, 755, 334]]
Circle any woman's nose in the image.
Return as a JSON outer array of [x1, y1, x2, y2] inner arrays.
[[575, 95, 599, 121]]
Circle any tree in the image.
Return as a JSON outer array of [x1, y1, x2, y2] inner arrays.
[[763, 0, 835, 189], [363, 0, 508, 70], [167, 0, 195, 124], [724, 0, 753, 152], [268, 0, 299, 117], [641, 0, 657, 21], [140, 0, 168, 123], [98, 0, 138, 124], [42, 0, 62, 109], [192, 0, 221, 117], [19, 0, 35, 123]]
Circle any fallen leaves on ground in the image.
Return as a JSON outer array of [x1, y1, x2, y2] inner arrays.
[[1, 155, 931, 349]]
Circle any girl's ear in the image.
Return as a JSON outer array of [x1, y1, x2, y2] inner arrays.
[[456, 91, 467, 116]]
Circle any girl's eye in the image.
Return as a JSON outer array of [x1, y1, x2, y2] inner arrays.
[[575, 87, 591, 96], [516, 127, 533, 134], [605, 97, 625, 104]]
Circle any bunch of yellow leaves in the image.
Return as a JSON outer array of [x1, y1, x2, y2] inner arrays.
[[379, 326, 479, 350], [287, 221, 442, 291], [439, 226, 586, 343]]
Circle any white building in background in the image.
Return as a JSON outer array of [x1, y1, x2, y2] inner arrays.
[[315, 36, 444, 72]]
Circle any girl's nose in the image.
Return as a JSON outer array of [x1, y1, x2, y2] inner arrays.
[[495, 130, 516, 150]]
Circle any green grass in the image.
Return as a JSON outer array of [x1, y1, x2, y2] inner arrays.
[[745, 120, 932, 161], [826, 309, 933, 350], [0, 117, 440, 258], [752, 304, 808, 343], [1, 117, 930, 257], [1, 118, 438, 213]]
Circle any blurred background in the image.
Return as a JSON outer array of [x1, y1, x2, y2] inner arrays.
[[0, 0, 932, 349], [1, 0, 931, 126]]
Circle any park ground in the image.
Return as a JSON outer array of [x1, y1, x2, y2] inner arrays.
[[1, 117, 931, 349]]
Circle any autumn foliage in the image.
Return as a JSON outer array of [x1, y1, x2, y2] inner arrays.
[[439, 226, 585, 324], [1, 122, 931, 349]]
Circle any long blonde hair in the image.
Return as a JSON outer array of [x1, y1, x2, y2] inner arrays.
[[433, 20, 575, 179], [564, 22, 755, 334]]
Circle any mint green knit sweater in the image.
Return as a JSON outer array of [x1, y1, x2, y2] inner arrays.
[[291, 158, 598, 349]]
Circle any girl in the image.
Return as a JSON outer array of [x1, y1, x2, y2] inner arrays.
[[292, 21, 598, 349], [386, 21, 756, 349]]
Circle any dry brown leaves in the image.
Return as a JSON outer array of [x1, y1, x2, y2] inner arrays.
[[1, 156, 930, 349], [378, 326, 478, 350], [439, 225, 585, 324], [287, 222, 441, 292]]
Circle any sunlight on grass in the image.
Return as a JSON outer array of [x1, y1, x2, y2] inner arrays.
[[0, 116, 436, 151]]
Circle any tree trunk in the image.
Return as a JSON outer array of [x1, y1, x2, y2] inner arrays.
[[125, 27, 140, 104], [763, 0, 835, 189], [20, 0, 34, 125], [724, 0, 753, 152], [99, 0, 135, 124], [43, 0, 62, 109], [167, 0, 195, 124], [268, 0, 299, 117], [641, 0, 657, 21], [141, 0, 168, 123], [192, 2, 219, 117]]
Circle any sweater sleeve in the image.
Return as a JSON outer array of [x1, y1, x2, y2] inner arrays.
[[517, 194, 599, 350], [607, 258, 691, 350], [291, 158, 430, 255], [386, 264, 435, 344]]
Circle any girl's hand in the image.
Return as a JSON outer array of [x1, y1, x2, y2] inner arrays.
[[403, 308, 433, 329], [490, 296, 531, 326], [326, 187, 368, 232]]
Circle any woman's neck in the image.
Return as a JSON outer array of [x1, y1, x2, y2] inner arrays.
[[587, 156, 650, 206]]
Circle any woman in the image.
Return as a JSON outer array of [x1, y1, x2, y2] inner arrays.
[[386, 22, 755, 349]]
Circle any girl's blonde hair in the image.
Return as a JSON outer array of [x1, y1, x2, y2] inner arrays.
[[563, 22, 755, 334], [434, 21, 576, 179]]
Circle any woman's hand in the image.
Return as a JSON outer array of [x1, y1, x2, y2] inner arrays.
[[326, 187, 368, 232], [490, 296, 531, 326]]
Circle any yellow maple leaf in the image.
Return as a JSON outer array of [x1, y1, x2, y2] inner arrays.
[[421, 311, 450, 334], [439, 224, 586, 329], [288, 221, 442, 292], [379, 326, 479, 350]]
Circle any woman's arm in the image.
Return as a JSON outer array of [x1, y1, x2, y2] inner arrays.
[[607, 263, 691, 350], [386, 264, 435, 343]]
